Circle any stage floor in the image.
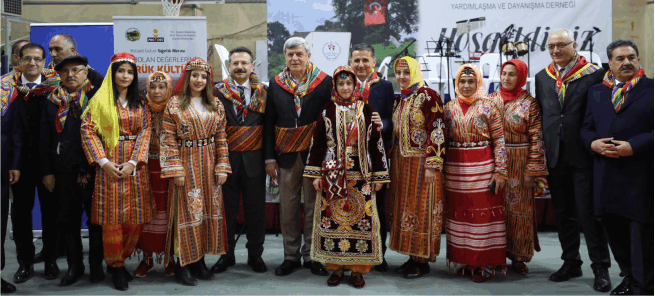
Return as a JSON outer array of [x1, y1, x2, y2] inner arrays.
[[2, 232, 621, 295]]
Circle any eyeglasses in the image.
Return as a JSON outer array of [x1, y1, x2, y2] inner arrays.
[[59, 67, 86, 76], [21, 56, 45, 63], [547, 41, 574, 51]]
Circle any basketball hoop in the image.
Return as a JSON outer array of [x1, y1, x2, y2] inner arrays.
[[162, 0, 183, 16]]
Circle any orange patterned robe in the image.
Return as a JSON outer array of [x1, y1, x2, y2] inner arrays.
[[159, 97, 231, 267], [81, 104, 154, 226], [488, 92, 548, 262], [388, 87, 445, 262]]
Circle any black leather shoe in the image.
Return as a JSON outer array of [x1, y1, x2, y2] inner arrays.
[[112, 267, 128, 291], [13, 265, 34, 283], [275, 260, 301, 276], [211, 255, 235, 273], [175, 259, 198, 286], [59, 264, 84, 287], [549, 262, 582, 282], [611, 278, 632, 295], [190, 258, 214, 280], [374, 258, 388, 272], [395, 259, 414, 274], [1, 278, 16, 293], [247, 256, 268, 273], [305, 261, 328, 276], [89, 263, 105, 283], [404, 265, 424, 279], [593, 269, 612, 292], [44, 261, 60, 280]]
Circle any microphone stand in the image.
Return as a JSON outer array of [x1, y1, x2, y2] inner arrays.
[[585, 29, 600, 65]]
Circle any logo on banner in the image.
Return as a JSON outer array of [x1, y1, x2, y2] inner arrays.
[[148, 29, 165, 42], [125, 28, 140, 42], [322, 41, 341, 61]]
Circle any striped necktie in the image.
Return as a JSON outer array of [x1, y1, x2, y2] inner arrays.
[[611, 82, 626, 112], [236, 86, 245, 123]]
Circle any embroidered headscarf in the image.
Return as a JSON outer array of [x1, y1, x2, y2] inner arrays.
[[602, 66, 645, 112], [394, 56, 424, 99], [356, 68, 381, 103], [82, 52, 137, 151], [500, 59, 528, 103], [146, 71, 173, 112], [215, 72, 267, 116], [545, 53, 600, 105], [275, 61, 327, 113], [174, 57, 213, 97], [455, 63, 486, 105], [331, 65, 360, 106]]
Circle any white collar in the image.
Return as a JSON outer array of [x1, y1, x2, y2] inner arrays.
[[236, 79, 251, 90], [21, 73, 42, 86]]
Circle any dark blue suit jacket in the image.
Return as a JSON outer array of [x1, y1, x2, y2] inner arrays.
[[580, 77, 653, 224], [366, 78, 395, 152], [1, 98, 23, 184]]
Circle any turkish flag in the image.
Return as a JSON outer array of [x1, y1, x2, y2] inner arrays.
[[365, 0, 386, 26]]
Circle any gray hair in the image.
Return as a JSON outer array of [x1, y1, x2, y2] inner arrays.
[[283, 37, 310, 54], [350, 43, 375, 57], [607, 39, 639, 60], [551, 28, 575, 42], [53, 34, 77, 50]]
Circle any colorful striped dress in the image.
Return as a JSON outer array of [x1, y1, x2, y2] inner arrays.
[[488, 92, 548, 262], [159, 96, 231, 267], [443, 98, 508, 273], [81, 103, 155, 226]]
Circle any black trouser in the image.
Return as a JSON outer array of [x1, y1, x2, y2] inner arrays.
[[375, 185, 388, 256], [2, 182, 9, 271], [222, 163, 266, 258], [547, 155, 610, 270], [602, 214, 653, 295], [55, 173, 103, 268], [10, 168, 57, 266]]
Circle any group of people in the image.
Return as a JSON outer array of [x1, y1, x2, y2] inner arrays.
[[0, 28, 651, 295]]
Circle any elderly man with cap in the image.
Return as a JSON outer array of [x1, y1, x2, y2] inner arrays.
[[39, 55, 105, 286]]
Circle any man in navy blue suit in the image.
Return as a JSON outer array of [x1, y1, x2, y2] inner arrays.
[[349, 43, 395, 272], [581, 39, 653, 295]]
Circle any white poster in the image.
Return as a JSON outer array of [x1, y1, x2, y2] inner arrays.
[[305, 32, 352, 76], [417, 0, 612, 75], [113, 16, 207, 85]]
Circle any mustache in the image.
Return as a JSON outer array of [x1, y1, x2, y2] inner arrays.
[[620, 65, 635, 71], [234, 69, 247, 73]]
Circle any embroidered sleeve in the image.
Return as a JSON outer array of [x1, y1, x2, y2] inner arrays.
[[525, 97, 548, 176], [488, 101, 508, 179], [304, 108, 328, 179], [80, 110, 107, 165], [422, 89, 446, 171], [159, 100, 185, 178], [130, 106, 152, 165], [214, 99, 232, 175]]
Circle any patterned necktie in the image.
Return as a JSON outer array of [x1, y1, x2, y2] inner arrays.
[[558, 68, 566, 106], [236, 85, 245, 123], [612, 82, 626, 112]]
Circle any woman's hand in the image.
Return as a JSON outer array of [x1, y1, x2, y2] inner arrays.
[[313, 178, 323, 191], [523, 175, 535, 190], [489, 175, 507, 194], [424, 168, 437, 184], [174, 176, 185, 187], [119, 162, 136, 178], [102, 162, 122, 179], [372, 183, 383, 192], [372, 112, 383, 131], [216, 174, 227, 185]]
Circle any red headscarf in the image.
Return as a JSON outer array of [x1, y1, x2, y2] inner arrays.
[[500, 59, 528, 103]]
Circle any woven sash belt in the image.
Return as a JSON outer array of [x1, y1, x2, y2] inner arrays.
[[178, 136, 215, 148], [226, 125, 263, 152], [274, 122, 316, 154]]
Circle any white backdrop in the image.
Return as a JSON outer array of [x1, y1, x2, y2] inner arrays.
[[305, 32, 352, 76], [417, 0, 612, 73], [113, 16, 207, 86]]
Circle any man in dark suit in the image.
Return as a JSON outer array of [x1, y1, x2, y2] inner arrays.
[[211, 46, 268, 274], [0, 63, 23, 294], [534, 29, 611, 292], [349, 43, 394, 272], [264, 37, 332, 277], [580, 39, 653, 295], [7, 43, 59, 284]]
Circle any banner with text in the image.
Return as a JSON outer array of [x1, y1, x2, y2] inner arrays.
[[417, 0, 611, 72], [113, 16, 207, 86]]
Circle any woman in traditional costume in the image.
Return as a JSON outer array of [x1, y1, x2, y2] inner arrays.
[[388, 56, 446, 279], [159, 58, 231, 286], [488, 59, 548, 275], [133, 71, 176, 278], [444, 63, 508, 282], [304, 66, 389, 288], [81, 52, 154, 291]]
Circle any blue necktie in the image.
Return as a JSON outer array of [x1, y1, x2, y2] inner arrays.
[[236, 86, 246, 123], [26, 82, 37, 89]]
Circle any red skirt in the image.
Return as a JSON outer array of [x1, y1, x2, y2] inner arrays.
[[136, 159, 169, 263], [444, 146, 506, 271]]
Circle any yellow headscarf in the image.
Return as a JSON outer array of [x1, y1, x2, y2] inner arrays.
[[393, 56, 425, 94], [82, 52, 136, 152]]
